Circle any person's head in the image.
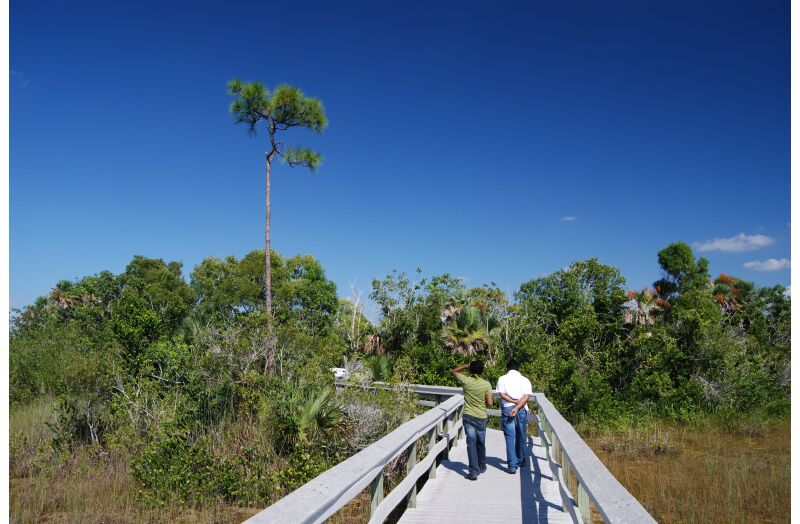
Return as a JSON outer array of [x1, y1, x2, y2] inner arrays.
[[507, 359, 520, 371], [469, 360, 485, 375]]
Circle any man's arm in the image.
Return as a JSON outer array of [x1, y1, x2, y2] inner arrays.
[[498, 392, 517, 403], [485, 392, 494, 408], [451, 364, 469, 376], [509, 394, 529, 417]]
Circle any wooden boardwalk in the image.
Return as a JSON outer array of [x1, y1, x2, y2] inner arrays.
[[399, 428, 573, 524], [246, 387, 655, 524]]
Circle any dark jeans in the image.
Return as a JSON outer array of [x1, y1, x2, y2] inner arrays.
[[462, 413, 487, 476], [501, 404, 528, 469]]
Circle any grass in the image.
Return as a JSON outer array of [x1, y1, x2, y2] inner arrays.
[[10, 454, 260, 523], [580, 418, 790, 523], [9, 398, 264, 523]]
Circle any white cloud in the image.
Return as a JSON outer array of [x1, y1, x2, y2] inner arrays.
[[560, 216, 577, 222], [743, 258, 790, 271], [694, 233, 774, 253]]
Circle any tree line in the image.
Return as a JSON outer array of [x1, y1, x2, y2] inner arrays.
[[9, 241, 790, 506]]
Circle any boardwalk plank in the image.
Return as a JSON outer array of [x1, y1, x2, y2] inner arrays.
[[398, 428, 574, 524]]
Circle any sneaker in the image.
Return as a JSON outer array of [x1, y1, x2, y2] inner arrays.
[[480, 466, 487, 473], [467, 473, 478, 481], [508, 468, 517, 474]]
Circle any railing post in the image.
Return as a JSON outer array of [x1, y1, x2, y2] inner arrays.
[[577, 481, 590, 523], [427, 425, 438, 479], [552, 434, 561, 465], [538, 403, 545, 439], [562, 454, 573, 510], [442, 413, 451, 459], [543, 416, 552, 448], [370, 470, 384, 517], [457, 405, 464, 440], [450, 411, 459, 447], [407, 441, 417, 508]]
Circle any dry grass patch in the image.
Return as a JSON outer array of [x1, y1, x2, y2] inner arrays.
[[9, 399, 263, 524], [582, 420, 790, 523], [10, 443, 259, 524]]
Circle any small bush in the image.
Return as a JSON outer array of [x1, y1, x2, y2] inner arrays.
[[132, 433, 239, 506], [271, 446, 328, 492]]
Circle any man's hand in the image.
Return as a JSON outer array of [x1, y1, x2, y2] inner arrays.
[[509, 407, 519, 417]]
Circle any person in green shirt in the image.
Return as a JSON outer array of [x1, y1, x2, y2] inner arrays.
[[452, 360, 494, 480]]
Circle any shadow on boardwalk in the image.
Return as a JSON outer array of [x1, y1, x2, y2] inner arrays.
[[399, 429, 573, 524]]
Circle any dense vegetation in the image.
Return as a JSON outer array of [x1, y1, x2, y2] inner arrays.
[[9, 241, 790, 514]]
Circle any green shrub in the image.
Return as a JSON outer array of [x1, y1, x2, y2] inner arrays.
[[406, 342, 460, 385], [271, 446, 328, 492], [132, 433, 239, 506]]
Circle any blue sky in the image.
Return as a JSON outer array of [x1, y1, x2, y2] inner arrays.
[[10, 0, 790, 312]]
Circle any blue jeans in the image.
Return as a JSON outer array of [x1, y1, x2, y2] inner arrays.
[[462, 414, 487, 476], [501, 404, 528, 469]]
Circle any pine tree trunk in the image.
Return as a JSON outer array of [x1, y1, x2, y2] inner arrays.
[[264, 151, 275, 374]]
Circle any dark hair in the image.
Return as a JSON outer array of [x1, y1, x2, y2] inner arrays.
[[469, 360, 485, 375], [507, 359, 520, 371]]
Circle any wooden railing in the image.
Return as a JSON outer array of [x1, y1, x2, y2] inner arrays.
[[246, 382, 655, 524], [533, 393, 656, 524], [244, 393, 464, 523]]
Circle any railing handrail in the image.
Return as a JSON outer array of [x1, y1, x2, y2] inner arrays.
[[244, 393, 464, 523]]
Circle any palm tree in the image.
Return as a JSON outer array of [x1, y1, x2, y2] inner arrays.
[[275, 383, 341, 451], [712, 274, 756, 331], [712, 273, 755, 314], [49, 280, 76, 310], [441, 304, 497, 356], [365, 355, 393, 382], [624, 287, 664, 325]]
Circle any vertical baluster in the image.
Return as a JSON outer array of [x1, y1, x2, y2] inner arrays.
[[457, 405, 464, 441], [538, 405, 546, 441], [443, 412, 452, 459], [577, 481, 590, 523], [541, 416, 548, 446], [562, 455, 574, 510], [407, 442, 418, 508], [428, 425, 438, 479], [370, 471, 384, 517], [552, 434, 561, 465], [450, 411, 458, 447]]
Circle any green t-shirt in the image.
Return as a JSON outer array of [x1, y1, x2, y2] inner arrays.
[[454, 372, 492, 419]]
